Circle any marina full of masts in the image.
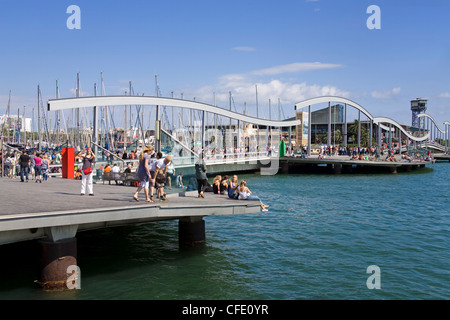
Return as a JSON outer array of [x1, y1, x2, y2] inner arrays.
[[1, 75, 285, 164]]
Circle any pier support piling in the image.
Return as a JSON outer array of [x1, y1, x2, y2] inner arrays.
[[179, 216, 206, 248], [333, 163, 342, 174], [37, 237, 77, 290], [342, 164, 352, 173], [281, 161, 289, 174], [37, 225, 79, 290]]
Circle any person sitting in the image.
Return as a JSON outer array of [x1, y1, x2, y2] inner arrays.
[[227, 174, 239, 199], [111, 163, 121, 184], [237, 179, 268, 212], [176, 172, 186, 188], [124, 163, 132, 173], [220, 175, 229, 194], [212, 175, 222, 194]]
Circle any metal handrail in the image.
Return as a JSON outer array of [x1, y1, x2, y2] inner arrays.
[[90, 140, 126, 168], [3, 143, 23, 154], [160, 128, 199, 159]]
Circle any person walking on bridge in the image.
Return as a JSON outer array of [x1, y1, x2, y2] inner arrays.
[[134, 145, 154, 202]]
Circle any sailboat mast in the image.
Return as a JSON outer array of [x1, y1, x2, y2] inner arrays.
[[93, 83, 98, 155], [7, 90, 11, 144], [56, 80, 60, 146], [155, 75, 160, 152], [37, 85, 42, 152], [76, 72, 81, 149]]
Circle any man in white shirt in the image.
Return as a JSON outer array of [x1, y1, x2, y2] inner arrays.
[[154, 154, 172, 201]]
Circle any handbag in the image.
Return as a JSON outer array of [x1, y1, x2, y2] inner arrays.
[[83, 167, 93, 175]]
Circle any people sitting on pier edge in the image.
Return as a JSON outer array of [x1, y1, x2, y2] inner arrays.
[[227, 174, 239, 199], [211, 175, 229, 194], [220, 175, 229, 194], [212, 175, 221, 194], [237, 179, 269, 212]]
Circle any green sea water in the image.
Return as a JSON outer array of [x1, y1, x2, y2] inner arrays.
[[0, 163, 449, 300]]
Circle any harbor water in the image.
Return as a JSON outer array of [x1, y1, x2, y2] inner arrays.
[[0, 163, 449, 299]]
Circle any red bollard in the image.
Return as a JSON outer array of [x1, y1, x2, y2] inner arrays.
[[62, 147, 75, 179]]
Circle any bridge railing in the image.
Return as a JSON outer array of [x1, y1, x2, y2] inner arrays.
[[204, 151, 276, 163]]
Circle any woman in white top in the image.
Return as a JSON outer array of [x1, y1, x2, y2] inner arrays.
[[238, 179, 268, 212]]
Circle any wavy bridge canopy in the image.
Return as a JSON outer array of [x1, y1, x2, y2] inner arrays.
[[294, 96, 431, 142], [417, 113, 446, 134], [47, 96, 301, 127], [295, 96, 375, 120]]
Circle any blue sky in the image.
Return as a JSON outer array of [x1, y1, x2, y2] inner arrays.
[[1, 0, 450, 127]]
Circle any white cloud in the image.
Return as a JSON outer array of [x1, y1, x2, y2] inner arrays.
[[438, 92, 450, 98], [193, 75, 350, 112], [183, 61, 348, 117], [231, 46, 256, 52], [371, 87, 401, 99], [250, 62, 342, 76]]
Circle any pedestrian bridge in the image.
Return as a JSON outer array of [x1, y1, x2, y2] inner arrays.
[[295, 96, 449, 154], [47, 94, 449, 170]]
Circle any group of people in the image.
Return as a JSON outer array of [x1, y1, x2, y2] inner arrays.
[[71, 145, 270, 212], [132, 145, 173, 203], [195, 153, 269, 211], [1, 150, 53, 183], [74, 145, 178, 201]]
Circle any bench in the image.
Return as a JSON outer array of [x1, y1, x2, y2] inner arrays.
[[102, 172, 139, 186], [123, 172, 139, 186]]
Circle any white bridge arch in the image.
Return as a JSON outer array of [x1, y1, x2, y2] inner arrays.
[[48, 96, 301, 127], [417, 113, 445, 134], [294, 96, 431, 146]]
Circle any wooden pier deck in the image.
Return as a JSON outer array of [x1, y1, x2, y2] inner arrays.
[[0, 177, 261, 245]]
